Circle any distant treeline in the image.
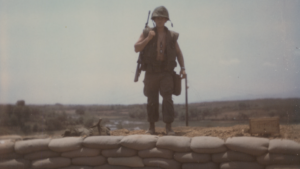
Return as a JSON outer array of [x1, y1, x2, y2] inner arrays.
[[0, 98, 299, 135], [174, 98, 300, 122]]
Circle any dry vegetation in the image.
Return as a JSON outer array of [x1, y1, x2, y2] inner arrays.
[[110, 124, 300, 143], [0, 98, 299, 142]]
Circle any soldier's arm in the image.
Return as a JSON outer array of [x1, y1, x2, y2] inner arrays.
[[134, 31, 155, 53], [176, 42, 186, 78]]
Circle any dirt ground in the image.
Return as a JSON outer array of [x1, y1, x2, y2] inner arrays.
[[1, 124, 299, 143], [111, 124, 300, 143]]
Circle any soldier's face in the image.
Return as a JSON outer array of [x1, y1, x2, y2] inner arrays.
[[153, 17, 168, 27]]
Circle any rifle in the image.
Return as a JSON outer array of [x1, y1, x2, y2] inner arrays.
[[185, 75, 189, 126], [134, 11, 151, 82]]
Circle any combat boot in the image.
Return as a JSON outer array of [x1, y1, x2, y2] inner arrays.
[[146, 122, 155, 135], [166, 123, 175, 135]]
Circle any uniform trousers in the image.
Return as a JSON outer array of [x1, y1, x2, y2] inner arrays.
[[143, 71, 174, 124]]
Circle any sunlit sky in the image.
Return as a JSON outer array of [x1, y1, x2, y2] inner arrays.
[[1, 0, 300, 105]]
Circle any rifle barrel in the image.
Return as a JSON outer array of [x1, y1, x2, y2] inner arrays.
[[134, 10, 151, 83], [145, 11, 150, 28], [185, 75, 189, 126]]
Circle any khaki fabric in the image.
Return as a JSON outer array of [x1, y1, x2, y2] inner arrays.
[[139, 147, 173, 159], [108, 156, 144, 168], [31, 157, 71, 169], [0, 140, 15, 155], [174, 152, 210, 163], [71, 156, 106, 166], [269, 139, 300, 155], [49, 137, 83, 152], [257, 153, 300, 165], [61, 148, 99, 158], [225, 137, 269, 156], [83, 136, 123, 149], [191, 136, 227, 153], [220, 162, 264, 169], [24, 150, 60, 160], [157, 136, 191, 152], [0, 159, 30, 169], [120, 135, 158, 150], [143, 158, 180, 169], [212, 151, 255, 163], [182, 162, 219, 169], [15, 138, 51, 154], [102, 146, 137, 157]]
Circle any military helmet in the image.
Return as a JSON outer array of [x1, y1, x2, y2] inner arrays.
[[151, 6, 169, 20]]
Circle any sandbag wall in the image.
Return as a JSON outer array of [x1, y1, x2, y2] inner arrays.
[[0, 135, 300, 169]]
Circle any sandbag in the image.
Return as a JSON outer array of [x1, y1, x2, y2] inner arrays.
[[220, 162, 264, 169], [0, 140, 15, 155], [107, 156, 144, 167], [0, 152, 22, 160], [60, 166, 93, 169], [49, 137, 83, 152], [143, 158, 180, 169], [174, 152, 210, 163], [156, 136, 191, 152], [266, 165, 300, 169], [182, 162, 219, 169], [225, 137, 269, 156], [269, 139, 300, 155], [61, 147, 99, 158], [257, 153, 300, 165], [24, 150, 60, 160], [31, 157, 71, 169], [120, 135, 158, 150], [212, 150, 255, 163], [0, 135, 22, 141], [133, 167, 162, 169], [138, 147, 173, 159], [102, 146, 136, 157], [83, 136, 123, 149], [191, 136, 227, 153], [94, 164, 130, 169], [72, 156, 106, 166], [14, 138, 51, 154], [0, 159, 29, 169]]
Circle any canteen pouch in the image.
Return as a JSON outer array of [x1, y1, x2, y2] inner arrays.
[[173, 72, 182, 96]]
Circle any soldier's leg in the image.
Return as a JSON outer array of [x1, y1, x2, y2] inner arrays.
[[147, 93, 159, 123], [144, 72, 160, 134], [160, 72, 175, 135]]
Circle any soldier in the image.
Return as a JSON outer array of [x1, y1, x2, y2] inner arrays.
[[134, 6, 186, 135]]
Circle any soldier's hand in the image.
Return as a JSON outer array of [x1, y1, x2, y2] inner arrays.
[[180, 70, 186, 79], [147, 30, 155, 40]]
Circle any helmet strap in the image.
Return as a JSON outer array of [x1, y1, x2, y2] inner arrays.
[[169, 20, 173, 27], [152, 20, 156, 27]]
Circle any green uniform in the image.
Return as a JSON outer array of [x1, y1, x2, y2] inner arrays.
[[141, 26, 179, 124]]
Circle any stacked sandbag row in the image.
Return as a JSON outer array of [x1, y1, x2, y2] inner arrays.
[[0, 135, 300, 169], [224, 137, 300, 169], [257, 139, 300, 169]]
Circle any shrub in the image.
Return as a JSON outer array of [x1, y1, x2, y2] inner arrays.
[[116, 122, 123, 129], [32, 124, 38, 132], [128, 107, 146, 119], [21, 124, 31, 134], [76, 108, 85, 115], [83, 117, 95, 128], [45, 118, 64, 131]]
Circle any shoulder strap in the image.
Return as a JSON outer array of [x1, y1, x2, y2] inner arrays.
[[169, 30, 179, 41]]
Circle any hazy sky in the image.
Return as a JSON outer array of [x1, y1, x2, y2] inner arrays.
[[1, 0, 300, 105]]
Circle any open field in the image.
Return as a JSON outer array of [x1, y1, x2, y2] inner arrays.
[[110, 124, 300, 143], [0, 98, 299, 142], [1, 124, 300, 144]]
